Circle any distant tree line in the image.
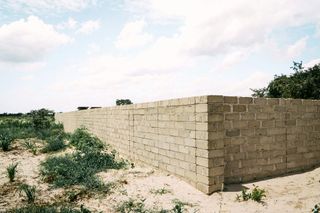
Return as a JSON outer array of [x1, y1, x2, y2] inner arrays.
[[251, 61, 320, 99]]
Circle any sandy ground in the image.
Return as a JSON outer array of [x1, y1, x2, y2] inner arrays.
[[0, 139, 319, 212]]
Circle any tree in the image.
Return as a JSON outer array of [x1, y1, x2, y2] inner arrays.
[[251, 61, 320, 99], [116, 99, 133, 106], [29, 109, 54, 130]]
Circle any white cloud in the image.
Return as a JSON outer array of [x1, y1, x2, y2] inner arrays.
[[286, 37, 308, 59], [77, 20, 100, 34], [305, 58, 320, 68], [0, 0, 96, 13], [115, 20, 153, 49], [126, 0, 320, 57], [0, 16, 71, 63], [56, 17, 78, 30]]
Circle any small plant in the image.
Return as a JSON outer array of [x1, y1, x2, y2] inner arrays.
[[7, 163, 18, 182], [150, 187, 172, 195], [0, 131, 14, 151], [236, 185, 266, 202], [19, 183, 36, 203], [115, 198, 147, 213], [23, 139, 37, 155], [171, 199, 193, 213], [313, 203, 320, 213]]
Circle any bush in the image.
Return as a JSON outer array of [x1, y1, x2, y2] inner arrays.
[[30, 109, 54, 131], [0, 130, 14, 151], [313, 203, 320, 213], [69, 128, 104, 152], [19, 184, 36, 203], [41, 135, 66, 153], [7, 163, 18, 182]]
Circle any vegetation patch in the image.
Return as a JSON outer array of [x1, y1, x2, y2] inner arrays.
[[150, 187, 172, 195], [6, 204, 93, 213], [0, 130, 15, 151], [41, 135, 66, 153], [69, 127, 104, 152], [236, 185, 266, 202]]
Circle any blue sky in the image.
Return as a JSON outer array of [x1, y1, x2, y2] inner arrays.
[[0, 0, 319, 113]]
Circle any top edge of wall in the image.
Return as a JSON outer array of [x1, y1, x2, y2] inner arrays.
[[57, 95, 320, 113]]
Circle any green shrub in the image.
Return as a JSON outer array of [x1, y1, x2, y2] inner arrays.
[[7, 163, 18, 182], [40, 150, 127, 188], [30, 109, 54, 131], [0, 130, 14, 151], [236, 185, 266, 202], [41, 135, 66, 153], [69, 128, 104, 152], [19, 184, 36, 203]]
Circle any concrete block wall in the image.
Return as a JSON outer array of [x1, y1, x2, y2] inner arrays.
[[221, 97, 320, 184], [55, 95, 320, 194]]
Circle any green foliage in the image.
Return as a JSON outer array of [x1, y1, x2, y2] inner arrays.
[[23, 139, 37, 155], [40, 149, 127, 188], [116, 99, 133, 106], [171, 199, 193, 213], [115, 198, 147, 213], [29, 109, 54, 130], [150, 187, 172, 195], [313, 203, 320, 213], [69, 128, 104, 152], [19, 184, 36, 203], [236, 185, 266, 202], [251, 61, 320, 99], [41, 135, 66, 153], [7, 163, 18, 182], [0, 130, 14, 151], [7, 204, 93, 213]]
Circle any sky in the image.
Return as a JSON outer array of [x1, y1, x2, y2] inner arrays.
[[0, 0, 320, 113]]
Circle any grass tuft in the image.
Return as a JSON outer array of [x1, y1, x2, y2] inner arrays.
[[23, 139, 37, 155], [19, 183, 36, 203], [150, 187, 172, 195], [7, 163, 18, 182]]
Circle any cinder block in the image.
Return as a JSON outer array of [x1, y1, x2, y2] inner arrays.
[[224, 96, 238, 104]]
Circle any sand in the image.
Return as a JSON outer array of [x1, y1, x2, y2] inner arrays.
[[0, 139, 319, 212]]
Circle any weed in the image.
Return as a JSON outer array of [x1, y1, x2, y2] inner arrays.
[[7, 163, 18, 182], [150, 187, 172, 195], [236, 185, 266, 202], [41, 135, 66, 153], [171, 199, 193, 213], [23, 139, 37, 155], [69, 127, 104, 152], [19, 184, 36, 203], [313, 203, 320, 213], [115, 198, 147, 213], [0, 130, 14, 151], [7, 204, 93, 213]]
